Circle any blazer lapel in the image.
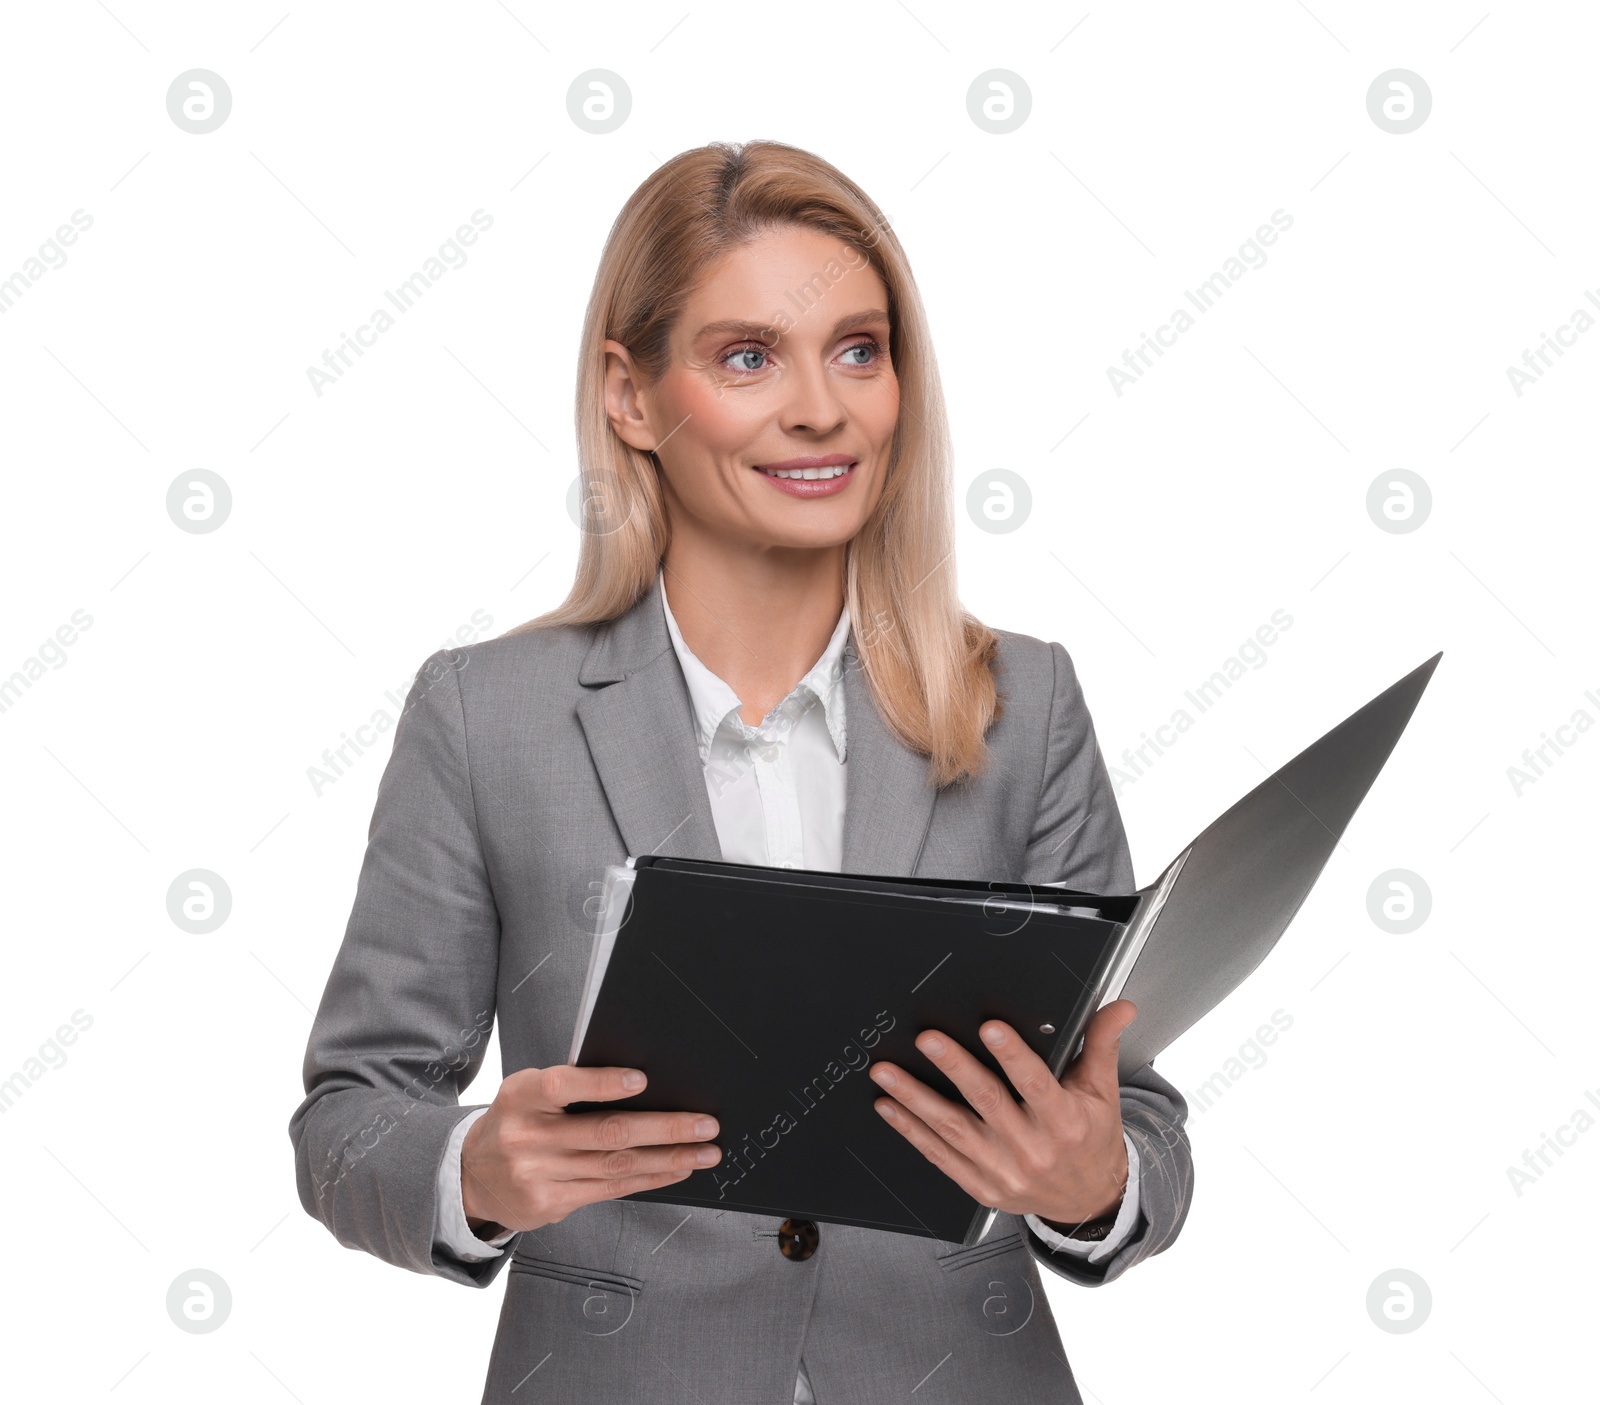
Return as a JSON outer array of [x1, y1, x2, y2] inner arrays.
[[838, 635, 939, 877], [575, 577, 722, 862], [575, 580, 939, 876]]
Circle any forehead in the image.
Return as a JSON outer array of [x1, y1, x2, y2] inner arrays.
[[678, 225, 889, 340]]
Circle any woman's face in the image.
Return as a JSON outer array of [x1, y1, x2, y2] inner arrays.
[[605, 223, 899, 553]]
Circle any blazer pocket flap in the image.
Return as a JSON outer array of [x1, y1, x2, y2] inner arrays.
[[509, 1255, 645, 1295], [935, 1231, 1023, 1273]]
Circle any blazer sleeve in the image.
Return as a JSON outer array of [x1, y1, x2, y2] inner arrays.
[[287, 647, 510, 1288], [1016, 640, 1195, 1287]]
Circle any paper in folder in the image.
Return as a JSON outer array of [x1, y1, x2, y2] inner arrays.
[[567, 652, 1441, 1246]]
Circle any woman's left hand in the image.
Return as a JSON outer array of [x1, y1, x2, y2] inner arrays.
[[868, 1000, 1136, 1229]]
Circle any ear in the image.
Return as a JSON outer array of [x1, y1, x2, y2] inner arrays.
[[602, 339, 661, 454]]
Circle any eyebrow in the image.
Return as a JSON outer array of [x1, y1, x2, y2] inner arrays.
[[690, 307, 890, 344]]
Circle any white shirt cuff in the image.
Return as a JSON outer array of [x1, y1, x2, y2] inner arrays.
[[1023, 1132, 1142, 1265], [432, 1106, 517, 1262]]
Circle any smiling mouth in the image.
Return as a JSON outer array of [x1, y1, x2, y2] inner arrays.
[[758, 463, 853, 480], [753, 454, 859, 481]]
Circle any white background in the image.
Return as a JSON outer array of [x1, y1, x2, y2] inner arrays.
[[1, 2, 1594, 1401]]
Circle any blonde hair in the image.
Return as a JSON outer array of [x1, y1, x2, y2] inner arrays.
[[512, 139, 1000, 785]]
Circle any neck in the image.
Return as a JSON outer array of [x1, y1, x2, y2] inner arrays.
[[661, 532, 846, 728]]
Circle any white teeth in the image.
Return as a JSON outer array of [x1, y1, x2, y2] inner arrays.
[[762, 464, 850, 479]]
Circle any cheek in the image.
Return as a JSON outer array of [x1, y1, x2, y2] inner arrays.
[[674, 378, 765, 451], [863, 375, 900, 445]]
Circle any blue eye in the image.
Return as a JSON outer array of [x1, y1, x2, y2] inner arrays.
[[722, 345, 769, 374], [719, 335, 885, 376], [839, 336, 884, 366]]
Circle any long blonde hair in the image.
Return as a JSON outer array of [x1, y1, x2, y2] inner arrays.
[[513, 139, 1000, 785]]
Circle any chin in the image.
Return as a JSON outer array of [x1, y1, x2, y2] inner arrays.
[[753, 525, 864, 552], [737, 478, 881, 550], [748, 503, 872, 550]]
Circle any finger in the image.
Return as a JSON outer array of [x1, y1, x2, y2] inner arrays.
[[977, 1019, 1068, 1112], [910, 1027, 1029, 1136], [1065, 1000, 1136, 1096], [868, 1055, 992, 1155], [872, 1094, 989, 1203], [558, 1137, 722, 1183], [562, 1107, 720, 1152], [559, 1164, 704, 1218], [522, 1063, 653, 1111]]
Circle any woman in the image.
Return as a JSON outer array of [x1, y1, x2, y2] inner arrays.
[[290, 139, 1193, 1405]]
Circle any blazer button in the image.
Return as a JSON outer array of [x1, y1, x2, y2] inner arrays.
[[777, 1218, 819, 1261]]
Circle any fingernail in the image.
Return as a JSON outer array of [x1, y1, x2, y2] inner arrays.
[[694, 1117, 717, 1137], [695, 1145, 720, 1166], [981, 1025, 1005, 1047], [920, 1034, 945, 1056], [622, 1070, 645, 1090], [872, 1067, 897, 1088]]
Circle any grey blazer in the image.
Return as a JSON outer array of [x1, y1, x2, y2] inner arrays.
[[289, 574, 1194, 1404]]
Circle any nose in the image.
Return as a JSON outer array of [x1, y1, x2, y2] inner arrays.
[[779, 354, 847, 437]]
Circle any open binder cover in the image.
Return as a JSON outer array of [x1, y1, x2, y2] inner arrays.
[[567, 652, 1441, 1246]]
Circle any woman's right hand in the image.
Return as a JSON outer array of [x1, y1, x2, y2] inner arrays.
[[459, 1064, 721, 1235]]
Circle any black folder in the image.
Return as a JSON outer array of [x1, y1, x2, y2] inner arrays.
[[567, 652, 1441, 1246]]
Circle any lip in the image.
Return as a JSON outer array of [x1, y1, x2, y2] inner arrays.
[[755, 454, 857, 471], [751, 453, 859, 499]]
